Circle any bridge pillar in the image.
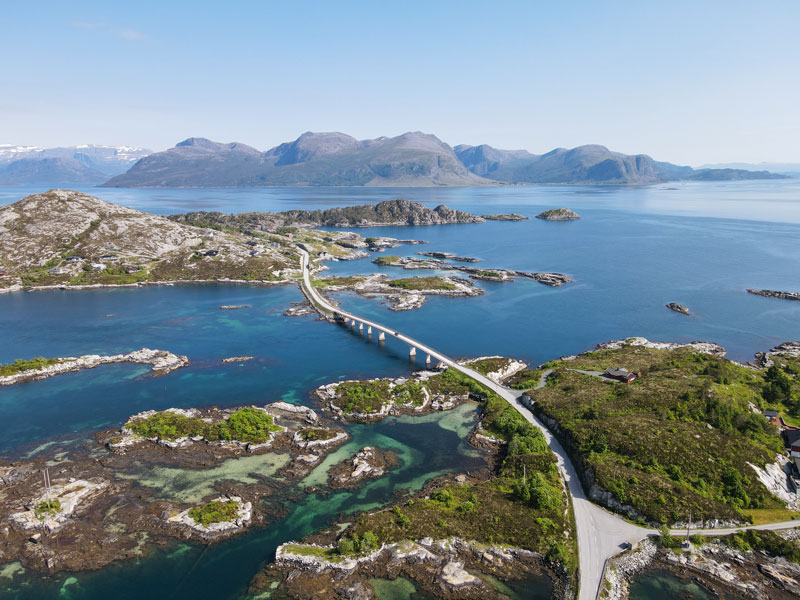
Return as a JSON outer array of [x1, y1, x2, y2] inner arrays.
[[409, 347, 416, 357], [426, 354, 431, 365], [367, 326, 372, 335], [351, 320, 356, 329], [378, 332, 385, 341], [359, 322, 363, 331]]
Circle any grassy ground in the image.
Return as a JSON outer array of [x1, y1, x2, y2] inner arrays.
[[311, 276, 365, 288], [743, 508, 800, 525], [507, 369, 544, 390], [386, 277, 456, 291], [373, 256, 402, 266], [530, 344, 790, 524], [0, 357, 62, 377]]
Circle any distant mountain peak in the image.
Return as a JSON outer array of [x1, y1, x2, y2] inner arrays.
[[100, 133, 786, 188]]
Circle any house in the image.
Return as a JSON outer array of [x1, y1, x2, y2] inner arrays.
[[764, 410, 781, 424], [604, 367, 640, 383], [246, 240, 259, 247], [48, 267, 70, 275], [204, 250, 219, 257], [98, 254, 119, 262], [125, 267, 142, 274], [249, 251, 261, 257], [90, 263, 106, 271], [65, 256, 84, 263], [0, 270, 6, 276]]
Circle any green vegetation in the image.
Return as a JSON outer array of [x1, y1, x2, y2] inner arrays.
[[188, 498, 240, 527], [722, 529, 800, 563], [311, 275, 365, 288], [128, 407, 282, 443], [336, 530, 379, 555], [346, 433, 575, 570], [330, 368, 495, 415], [276, 226, 298, 235], [298, 428, 337, 441], [373, 255, 402, 266], [531, 344, 788, 524], [467, 357, 515, 377], [478, 270, 502, 278], [34, 499, 61, 519], [507, 369, 544, 390], [386, 277, 456, 291], [0, 357, 61, 377], [332, 380, 393, 414]]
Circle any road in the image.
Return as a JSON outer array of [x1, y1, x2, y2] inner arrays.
[[296, 248, 799, 600]]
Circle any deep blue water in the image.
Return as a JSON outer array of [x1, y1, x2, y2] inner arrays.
[[2, 181, 799, 598]]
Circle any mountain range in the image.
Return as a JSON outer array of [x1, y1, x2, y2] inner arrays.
[[0, 145, 150, 184], [4, 134, 787, 187], [103, 133, 786, 187]]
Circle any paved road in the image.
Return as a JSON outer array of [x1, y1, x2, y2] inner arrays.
[[297, 249, 799, 600]]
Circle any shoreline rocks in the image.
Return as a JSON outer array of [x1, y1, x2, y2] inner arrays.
[[0, 348, 189, 386], [593, 337, 726, 357], [327, 447, 400, 490], [535, 208, 581, 221], [267, 537, 549, 600]]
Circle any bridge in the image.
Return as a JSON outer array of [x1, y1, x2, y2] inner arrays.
[[296, 247, 799, 600]]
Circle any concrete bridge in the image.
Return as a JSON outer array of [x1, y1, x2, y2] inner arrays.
[[296, 248, 799, 600]]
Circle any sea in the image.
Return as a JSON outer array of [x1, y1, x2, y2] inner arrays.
[[1, 180, 799, 599]]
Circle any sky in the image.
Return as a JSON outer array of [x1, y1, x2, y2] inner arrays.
[[1, 1, 798, 166]]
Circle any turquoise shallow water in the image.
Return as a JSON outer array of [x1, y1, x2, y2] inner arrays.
[[2, 181, 800, 598]]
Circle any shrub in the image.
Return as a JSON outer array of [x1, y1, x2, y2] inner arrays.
[[188, 499, 240, 527]]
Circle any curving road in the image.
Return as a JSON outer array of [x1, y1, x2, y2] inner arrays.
[[296, 248, 799, 600]]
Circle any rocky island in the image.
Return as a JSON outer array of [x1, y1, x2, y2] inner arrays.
[[416, 251, 480, 262], [0, 348, 189, 386], [372, 255, 571, 286], [169, 199, 484, 230], [327, 447, 400, 490], [481, 213, 529, 221], [535, 208, 581, 221], [665, 302, 691, 315], [748, 289, 800, 302], [312, 273, 483, 311]]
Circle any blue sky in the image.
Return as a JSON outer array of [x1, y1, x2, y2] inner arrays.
[[2, 1, 798, 164]]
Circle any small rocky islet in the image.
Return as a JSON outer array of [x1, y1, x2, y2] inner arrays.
[[665, 302, 691, 315], [535, 208, 581, 221]]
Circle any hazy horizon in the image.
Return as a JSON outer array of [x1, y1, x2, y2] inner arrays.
[[2, 1, 798, 165]]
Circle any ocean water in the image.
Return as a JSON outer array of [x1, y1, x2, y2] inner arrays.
[[1, 181, 800, 598]]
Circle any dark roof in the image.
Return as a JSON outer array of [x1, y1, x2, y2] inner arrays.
[[764, 410, 780, 418], [783, 429, 800, 446], [605, 368, 630, 377]]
